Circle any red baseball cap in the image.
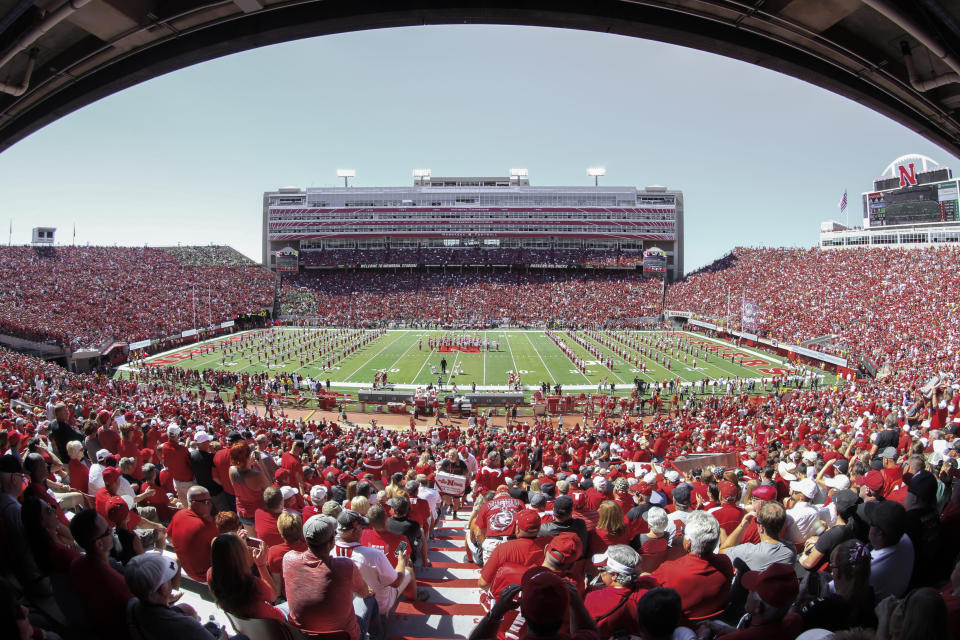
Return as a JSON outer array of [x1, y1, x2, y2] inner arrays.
[[751, 485, 777, 501], [105, 495, 129, 527], [513, 510, 541, 535], [545, 532, 582, 565], [857, 470, 884, 492], [719, 480, 738, 500], [741, 562, 799, 608], [520, 567, 569, 625], [102, 467, 120, 486], [630, 482, 652, 496]]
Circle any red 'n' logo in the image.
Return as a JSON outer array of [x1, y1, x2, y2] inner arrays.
[[898, 163, 918, 187]]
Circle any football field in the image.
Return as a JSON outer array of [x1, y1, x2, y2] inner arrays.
[[125, 327, 834, 396]]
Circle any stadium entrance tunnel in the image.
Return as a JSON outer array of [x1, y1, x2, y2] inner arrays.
[[0, 1, 959, 154]]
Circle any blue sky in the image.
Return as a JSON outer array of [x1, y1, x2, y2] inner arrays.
[[0, 25, 955, 271]]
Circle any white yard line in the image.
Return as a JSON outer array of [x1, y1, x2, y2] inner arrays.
[[524, 332, 558, 384], [445, 351, 462, 387], [503, 332, 521, 377], [342, 332, 404, 381], [552, 333, 595, 384], [383, 333, 421, 372], [412, 348, 438, 383], [482, 331, 487, 386]]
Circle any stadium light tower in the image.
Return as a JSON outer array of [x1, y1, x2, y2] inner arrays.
[[587, 167, 606, 187], [413, 168, 431, 186], [336, 169, 356, 187]]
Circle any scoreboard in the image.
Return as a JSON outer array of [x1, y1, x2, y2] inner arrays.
[[864, 171, 959, 227], [274, 248, 299, 272]]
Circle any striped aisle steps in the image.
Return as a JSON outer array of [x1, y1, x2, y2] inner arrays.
[[388, 507, 481, 640], [175, 506, 481, 639]]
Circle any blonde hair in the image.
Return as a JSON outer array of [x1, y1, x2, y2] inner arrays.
[[277, 512, 303, 543], [597, 500, 625, 537], [351, 496, 370, 516]]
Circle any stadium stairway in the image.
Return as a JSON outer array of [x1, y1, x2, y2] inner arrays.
[[388, 506, 480, 640], [176, 505, 480, 639]]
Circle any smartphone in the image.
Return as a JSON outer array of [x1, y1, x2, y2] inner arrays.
[[395, 541, 408, 557], [246, 537, 263, 549]]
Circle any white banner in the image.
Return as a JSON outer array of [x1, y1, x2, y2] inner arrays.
[[220, 320, 235, 328], [790, 345, 847, 367], [688, 318, 718, 330], [129, 339, 152, 350], [181, 329, 198, 338], [435, 471, 467, 495]]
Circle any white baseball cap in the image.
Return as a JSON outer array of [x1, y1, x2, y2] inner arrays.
[[790, 478, 817, 499]]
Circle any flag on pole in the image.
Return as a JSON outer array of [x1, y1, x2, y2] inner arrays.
[[838, 190, 848, 213]]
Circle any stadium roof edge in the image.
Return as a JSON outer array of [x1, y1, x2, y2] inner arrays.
[[0, 1, 958, 155]]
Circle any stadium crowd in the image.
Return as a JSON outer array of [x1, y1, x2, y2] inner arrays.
[[2, 278, 960, 640], [3, 244, 960, 640], [280, 270, 663, 326], [161, 246, 258, 267], [300, 248, 642, 268], [0, 247, 275, 350], [665, 246, 960, 369]]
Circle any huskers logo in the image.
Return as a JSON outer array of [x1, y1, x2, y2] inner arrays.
[[898, 163, 918, 187]]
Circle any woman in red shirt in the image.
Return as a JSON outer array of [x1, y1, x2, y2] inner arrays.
[[596, 500, 635, 548], [208, 533, 283, 622], [65, 440, 89, 495], [229, 442, 268, 536]]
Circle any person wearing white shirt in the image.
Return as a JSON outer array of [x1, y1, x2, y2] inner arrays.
[[334, 510, 415, 615], [87, 448, 113, 493], [782, 478, 824, 544]]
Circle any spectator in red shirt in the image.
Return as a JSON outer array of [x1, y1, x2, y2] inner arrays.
[[282, 515, 377, 640], [651, 510, 733, 623], [166, 486, 218, 582], [160, 424, 194, 503], [208, 532, 284, 623], [212, 431, 243, 513], [254, 486, 286, 549], [700, 563, 803, 640], [585, 545, 657, 639], [267, 512, 308, 596], [280, 440, 305, 494], [708, 480, 746, 535], [65, 440, 89, 495], [478, 510, 550, 590], [67, 508, 135, 639]]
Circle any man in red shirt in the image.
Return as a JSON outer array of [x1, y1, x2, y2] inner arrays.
[[68, 508, 135, 639], [361, 504, 407, 568], [698, 563, 803, 640], [212, 431, 242, 513], [381, 447, 408, 487], [475, 485, 526, 563], [160, 424, 194, 503], [255, 486, 286, 549], [282, 514, 376, 640], [651, 510, 733, 623], [708, 481, 747, 535], [280, 439, 306, 495], [475, 451, 506, 495], [478, 510, 549, 589], [167, 485, 219, 582]]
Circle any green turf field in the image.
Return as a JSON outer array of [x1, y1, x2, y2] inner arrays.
[[123, 327, 835, 396]]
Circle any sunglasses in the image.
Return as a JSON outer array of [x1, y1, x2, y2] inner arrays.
[[192, 498, 212, 504]]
